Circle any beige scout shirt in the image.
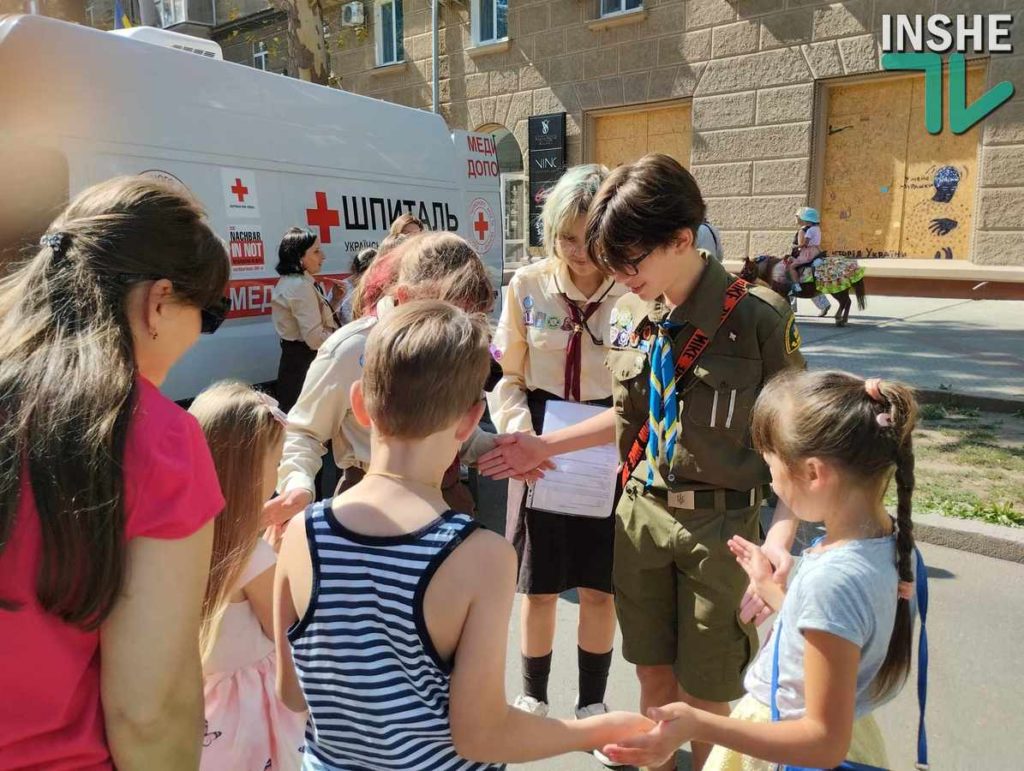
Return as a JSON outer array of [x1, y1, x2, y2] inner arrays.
[[605, 256, 806, 493], [271, 273, 339, 350], [277, 305, 498, 497], [487, 257, 626, 435]]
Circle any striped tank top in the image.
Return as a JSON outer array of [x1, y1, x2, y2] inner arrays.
[[288, 499, 505, 771]]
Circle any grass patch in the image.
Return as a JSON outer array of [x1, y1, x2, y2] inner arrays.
[[919, 403, 947, 421], [896, 408, 1024, 528]]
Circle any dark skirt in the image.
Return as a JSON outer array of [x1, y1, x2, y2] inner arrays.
[[276, 338, 317, 413], [509, 389, 614, 596]]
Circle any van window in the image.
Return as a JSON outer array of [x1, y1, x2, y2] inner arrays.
[[0, 146, 69, 265]]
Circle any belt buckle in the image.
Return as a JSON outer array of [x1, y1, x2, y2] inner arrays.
[[667, 490, 695, 510]]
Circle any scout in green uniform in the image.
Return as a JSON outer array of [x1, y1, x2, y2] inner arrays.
[[478, 154, 804, 771]]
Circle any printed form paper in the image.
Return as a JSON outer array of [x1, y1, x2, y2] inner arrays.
[[526, 401, 618, 518]]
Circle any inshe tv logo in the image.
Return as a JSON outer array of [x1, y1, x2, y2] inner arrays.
[[881, 14, 1016, 134]]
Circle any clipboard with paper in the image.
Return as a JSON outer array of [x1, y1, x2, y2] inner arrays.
[[525, 401, 618, 518]]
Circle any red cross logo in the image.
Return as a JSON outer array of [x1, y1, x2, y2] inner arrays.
[[306, 192, 340, 244], [230, 177, 249, 203], [473, 210, 490, 241]]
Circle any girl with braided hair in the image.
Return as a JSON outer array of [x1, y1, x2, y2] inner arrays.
[[600, 369, 921, 771]]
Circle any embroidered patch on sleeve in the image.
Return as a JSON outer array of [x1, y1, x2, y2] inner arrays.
[[785, 315, 801, 354]]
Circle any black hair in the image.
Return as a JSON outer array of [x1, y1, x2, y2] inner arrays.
[[276, 227, 317, 276], [586, 153, 706, 272]]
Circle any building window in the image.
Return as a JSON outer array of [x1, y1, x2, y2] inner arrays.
[[158, 0, 187, 26], [472, 0, 508, 46], [253, 40, 269, 71], [157, 0, 214, 27], [600, 0, 642, 17], [375, 0, 404, 66]]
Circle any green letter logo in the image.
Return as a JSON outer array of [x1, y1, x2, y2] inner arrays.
[[882, 52, 1015, 135]]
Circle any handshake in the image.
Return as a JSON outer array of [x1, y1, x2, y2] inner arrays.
[[574, 702, 708, 769]]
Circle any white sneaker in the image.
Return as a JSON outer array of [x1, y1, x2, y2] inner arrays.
[[574, 702, 624, 768], [512, 693, 549, 717]]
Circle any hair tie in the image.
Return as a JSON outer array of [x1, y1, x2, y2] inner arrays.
[[897, 580, 914, 601], [864, 377, 883, 402], [256, 391, 289, 427], [40, 232, 71, 259]]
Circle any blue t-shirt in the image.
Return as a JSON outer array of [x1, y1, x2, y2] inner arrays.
[[745, 535, 902, 719]]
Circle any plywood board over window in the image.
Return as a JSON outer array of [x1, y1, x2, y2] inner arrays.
[[821, 67, 983, 261], [591, 103, 692, 170]]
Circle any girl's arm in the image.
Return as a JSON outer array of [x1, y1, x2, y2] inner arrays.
[[448, 532, 653, 763], [602, 630, 860, 769], [797, 229, 807, 247], [269, 332, 364, 524], [101, 524, 214, 770], [243, 565, 276, 640], [485, 274, 534, 436], [273, 517, 310, 712], [476, 406, 616, 480]]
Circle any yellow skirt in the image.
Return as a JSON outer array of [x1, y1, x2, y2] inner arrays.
[[705, 694, 889, 771]]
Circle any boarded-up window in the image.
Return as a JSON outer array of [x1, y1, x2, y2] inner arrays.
[[821, 67, 984, 261], [592, 103, 692, 170]]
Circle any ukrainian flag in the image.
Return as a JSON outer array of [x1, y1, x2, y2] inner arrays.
[[114, 0, 133, 29]]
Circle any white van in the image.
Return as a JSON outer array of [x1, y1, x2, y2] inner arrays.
[[0, 15, 504, 400]]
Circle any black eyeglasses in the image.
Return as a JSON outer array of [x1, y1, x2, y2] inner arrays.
[[618, 248, 654, 276], [116, 273, 230, 335]]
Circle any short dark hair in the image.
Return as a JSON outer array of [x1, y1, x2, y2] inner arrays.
[[585, 154, 706, 273], [276, 227, 317, 275]]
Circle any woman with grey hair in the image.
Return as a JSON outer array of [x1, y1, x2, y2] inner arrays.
[[486, 164, 625, 765]]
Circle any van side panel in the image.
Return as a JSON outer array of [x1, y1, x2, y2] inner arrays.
[[0, 15, 502, 400]]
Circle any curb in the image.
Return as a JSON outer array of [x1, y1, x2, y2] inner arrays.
[[767, 507, 1024, 564], [916, 388, 1024, 415], [912, 513, 1024, 564]]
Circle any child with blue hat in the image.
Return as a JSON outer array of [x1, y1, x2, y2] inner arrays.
[[787, 206, 823, 296]]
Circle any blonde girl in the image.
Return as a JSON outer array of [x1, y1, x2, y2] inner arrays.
[[487, 165, 626, 766], [190, 382, 307, 771]]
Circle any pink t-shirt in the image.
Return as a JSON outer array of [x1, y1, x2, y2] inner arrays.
[[0, 377, 224, 770]]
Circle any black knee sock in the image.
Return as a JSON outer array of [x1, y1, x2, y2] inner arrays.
[[577, 646, 613, 707], [522, 652, 552, 704]]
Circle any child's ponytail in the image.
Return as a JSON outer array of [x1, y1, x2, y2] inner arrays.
[[871, 380, 918, 700], [751, 371, 920, 700]]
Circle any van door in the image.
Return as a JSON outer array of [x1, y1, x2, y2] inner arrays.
[[453, 130, 505, 319]]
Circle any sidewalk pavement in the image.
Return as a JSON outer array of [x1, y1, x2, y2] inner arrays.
[[791, 294, 1024, 407], [497, 283, 1024, 406]]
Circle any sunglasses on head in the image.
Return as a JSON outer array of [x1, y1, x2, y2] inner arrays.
[[116, 273, 231, 335]]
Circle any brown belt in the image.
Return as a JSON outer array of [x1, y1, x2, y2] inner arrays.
[[625, 480, 770, 512]]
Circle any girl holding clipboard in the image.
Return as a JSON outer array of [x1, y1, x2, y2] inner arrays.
[[487, 164, 626, 767]]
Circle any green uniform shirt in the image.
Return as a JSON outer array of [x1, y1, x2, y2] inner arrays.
[[604, 256, 805, 493]]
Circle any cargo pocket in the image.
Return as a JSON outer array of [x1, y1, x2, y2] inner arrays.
[[684, 354, 761, 436]]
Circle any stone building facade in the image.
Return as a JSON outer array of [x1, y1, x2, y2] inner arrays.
[[303, 0, 1024, 272]]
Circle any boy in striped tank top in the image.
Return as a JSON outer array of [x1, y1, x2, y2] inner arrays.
[[274, 300, 654, 770]]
